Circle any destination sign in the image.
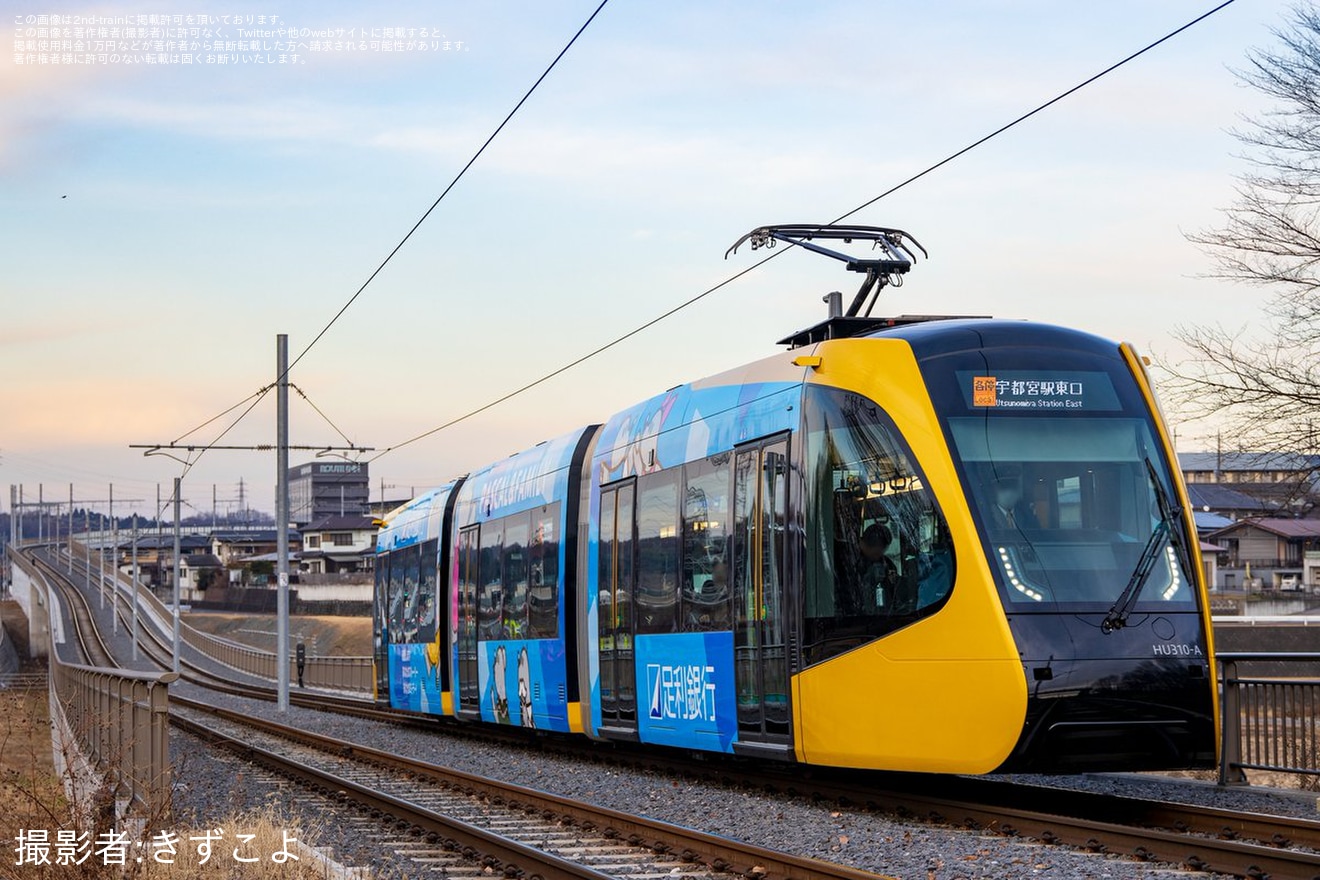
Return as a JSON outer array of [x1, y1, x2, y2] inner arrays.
[[957, 370, 1122, 412]]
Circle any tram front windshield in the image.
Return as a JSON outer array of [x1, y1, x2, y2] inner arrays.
[[932, 356, 1196, 613]]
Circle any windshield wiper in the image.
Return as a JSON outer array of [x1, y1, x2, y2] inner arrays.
[[1101, 458, 1188, 634]]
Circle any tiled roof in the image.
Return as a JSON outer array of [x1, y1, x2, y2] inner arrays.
[[1180, 451, 1320, 473], [302, 515, 378, 532], [1207, 517, 1320, 540]]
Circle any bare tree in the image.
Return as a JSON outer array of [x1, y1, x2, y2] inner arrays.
[[1164, 6, 1320, 455]]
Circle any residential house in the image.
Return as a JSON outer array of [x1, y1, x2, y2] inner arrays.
[[178, 552, 226, 602], [116, 534, 212, 591], [299, 515, 378, 576], [210, 529, 303, 585], [1205, 518, 1320, 590], [1180, 451, 1320, 519]]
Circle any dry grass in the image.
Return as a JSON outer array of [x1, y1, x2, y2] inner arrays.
[[1, 685, 69, 841], [2, 685, 362, 878]]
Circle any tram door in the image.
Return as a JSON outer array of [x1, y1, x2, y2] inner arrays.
[[372, 556, 390, 701], [456, 526, 480, 715], [732, 435, 792, 743], [597, 481, 637, 732]]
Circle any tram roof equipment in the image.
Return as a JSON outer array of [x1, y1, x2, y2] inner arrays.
[[726, 223, 988, 349]]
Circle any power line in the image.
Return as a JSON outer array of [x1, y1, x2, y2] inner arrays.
[[291, 383, 358, 449], [287, 0, 611, 376], [371, 0, 1239, 462], [171, 384, 271, 445], [135, 0, 610, 478], [176, 386, 273, 480]]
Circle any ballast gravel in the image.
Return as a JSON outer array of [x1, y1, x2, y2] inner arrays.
[[57, 575, 1313, 880], [169, 679, 1271, 880]]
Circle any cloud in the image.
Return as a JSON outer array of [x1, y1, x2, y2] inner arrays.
[[0, 315, 117, 348]]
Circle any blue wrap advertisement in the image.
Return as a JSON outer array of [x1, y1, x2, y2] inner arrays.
[[478, 639, 570, 731], [389, 642, 443, 713], [635, 631, 737, 752]]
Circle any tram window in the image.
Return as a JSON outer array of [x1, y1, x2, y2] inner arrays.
[[503, 516, 530, 638], [636, 469, 681, 634], [803, 387, 956, 665], [478, 523, 504, 640], [399, 544, 422, 644], [682, 453, 731, 632], [947, 416, 1195, 607], [528, 505, 561, 639], [382, 554, 396, 643], [457, 525, 480, 708], [415, 538, 439, 645], [386, 551, 406, 644]]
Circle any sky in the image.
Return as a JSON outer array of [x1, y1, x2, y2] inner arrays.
[[0, 0, 1299, 520]]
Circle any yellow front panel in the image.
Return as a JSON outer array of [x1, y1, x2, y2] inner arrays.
[[793, 337, 1028, 772], [1120, 342, 1221, 756]]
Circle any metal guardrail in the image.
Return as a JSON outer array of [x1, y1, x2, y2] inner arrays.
[[50, 659, 178, 818], [1218, 652, 1320, 786], [11, 549, 178, 818]]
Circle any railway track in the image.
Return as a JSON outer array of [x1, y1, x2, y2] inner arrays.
[[29, 546, 1320, 879], [170, 695, 894, 880], [33, 550, 116, 668]]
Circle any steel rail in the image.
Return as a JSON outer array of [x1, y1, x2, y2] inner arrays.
[[33, 545, 1320, 878], [169, 710, 623, 880], [33, 550, 115, 668], [944, 776, 1320, 854], [171, 695, 898, 880]]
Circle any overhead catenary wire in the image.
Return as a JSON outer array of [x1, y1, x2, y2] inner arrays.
[[176, 386, 274, 480], [370, 0, 1239, 463], [291, 383, 358, 450], [171, 384, 272, 445], [287, 0, 612, 377], [139, 0, 611, 475]]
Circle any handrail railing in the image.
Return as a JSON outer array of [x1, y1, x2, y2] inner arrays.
[[1217, 652, 1320, 786], [50, 659, 178, 819], [12, 549, 178, 819], [73, 541, 373, 693]]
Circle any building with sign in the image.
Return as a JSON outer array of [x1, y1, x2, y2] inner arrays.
[[287, 461, 370, 527]]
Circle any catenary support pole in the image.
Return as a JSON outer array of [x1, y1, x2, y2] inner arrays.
[[131, 514, 140, 663], [172, 476, 181, 674], [110, 483, 117, 633], [276, 333, 290, 713]]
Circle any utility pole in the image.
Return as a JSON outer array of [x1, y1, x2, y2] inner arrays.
[[84, 508, 91, 597], [156, 483, 162, 592], [131, 514, 140, 662], [126, 333, 370, 702], [67, 483, 73, 574], [36, 484, 41, 543], [276, 333, 290, 712], [110, 483, 118, 634], [172, 476, 181, 674]]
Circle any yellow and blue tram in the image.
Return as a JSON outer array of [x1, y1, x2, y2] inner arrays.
[[373, 228, 1217, 774]]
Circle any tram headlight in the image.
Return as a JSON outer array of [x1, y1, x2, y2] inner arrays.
[[1161, 545, 1182, 601], [997, 546, 1044, 602]]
